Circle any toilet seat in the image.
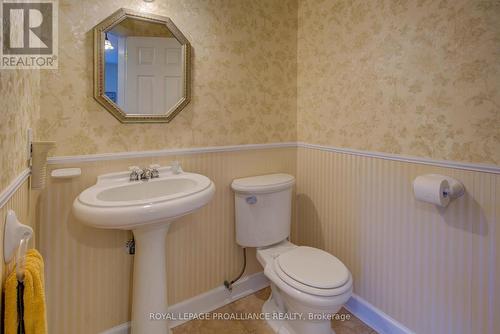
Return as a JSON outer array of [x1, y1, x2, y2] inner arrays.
[[273, 246, 351, 297]]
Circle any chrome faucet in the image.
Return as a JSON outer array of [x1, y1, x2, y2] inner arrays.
[[140, 168, 152, 181], [129, 165, 161, 182]]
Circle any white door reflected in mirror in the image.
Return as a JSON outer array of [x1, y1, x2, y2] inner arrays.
[[105, 25, 183, 115], [124, 37, 182, 115]]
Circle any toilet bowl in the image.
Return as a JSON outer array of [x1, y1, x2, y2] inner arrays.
[[231, 174, 353, 334], [257, 241, 352, 334]]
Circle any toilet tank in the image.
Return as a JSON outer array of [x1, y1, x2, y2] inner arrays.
[[231, 174, 295, 247]]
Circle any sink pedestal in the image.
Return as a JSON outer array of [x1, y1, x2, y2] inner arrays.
[[131, 223, 171, 334], [73, 168, 215, 333]]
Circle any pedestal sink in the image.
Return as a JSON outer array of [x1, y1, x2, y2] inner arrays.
[[73, 164, 215, 333]]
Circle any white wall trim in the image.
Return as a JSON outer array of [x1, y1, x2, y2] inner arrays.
[[99, 277, 416, 334], [99, 272, 270, 334], [47, 142, 297, 164], [345, 294, 414, 334], [98, 273, 415, 334], [99, 322, 130, 334], [46, 141, 499, 174], [0, 168, 30, 209], [298, 142, 500, 174], [99, 272, 415, 334]]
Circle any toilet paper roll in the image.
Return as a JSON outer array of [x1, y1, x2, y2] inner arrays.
[[413, 174, 450, 207]]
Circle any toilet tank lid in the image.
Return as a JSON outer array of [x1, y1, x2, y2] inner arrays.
[[231, 173, 295, 194]]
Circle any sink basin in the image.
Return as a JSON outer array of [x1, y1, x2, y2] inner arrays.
[[97, 178, 198, 201], [73, 165, 215, 334], [74, 168, 214, 229]]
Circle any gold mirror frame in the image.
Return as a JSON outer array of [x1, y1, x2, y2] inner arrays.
[[93, 8, 191, 123]]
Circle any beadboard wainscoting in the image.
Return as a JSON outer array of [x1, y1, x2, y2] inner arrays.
[[296, 146, 500, 334], [38, 147, 297, 334], [36, 142, 500, 334]]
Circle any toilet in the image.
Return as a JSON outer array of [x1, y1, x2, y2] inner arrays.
[[231, 173, 352, 334]]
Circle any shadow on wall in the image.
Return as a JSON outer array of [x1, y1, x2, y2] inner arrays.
[[53, 178, 133, 250], [438, 190, 489, 237], [295, 193, 325, 249], [35, 178, 133, 250]]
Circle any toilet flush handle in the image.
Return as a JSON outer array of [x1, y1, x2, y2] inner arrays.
[[246, 195, 257, 204]]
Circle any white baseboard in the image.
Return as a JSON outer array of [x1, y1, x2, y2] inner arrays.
[[100, 272, 270, 334], [345, 294, 414, 334], [168, 271, 270, 328], [100, 322, 130, 334], [100, 274, 414, 334]]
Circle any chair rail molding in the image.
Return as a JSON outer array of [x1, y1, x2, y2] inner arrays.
[[46, 142, 500, 175], [0, 168, 31, 209]]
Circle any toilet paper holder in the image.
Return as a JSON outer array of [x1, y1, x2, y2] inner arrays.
[[413, 174, 465, 207], [438, 175, 465, 199]]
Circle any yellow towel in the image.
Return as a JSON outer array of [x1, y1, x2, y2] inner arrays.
[[4, 249, 47, 334]]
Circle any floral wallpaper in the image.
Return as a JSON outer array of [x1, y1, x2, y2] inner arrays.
[[0, 69, 40, 192], [31, 0, 500, 164], [37, 0, 297, 156], [297, 0, 500, 165]]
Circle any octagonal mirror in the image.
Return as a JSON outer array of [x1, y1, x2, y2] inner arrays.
[[94, 8, 191, 123]]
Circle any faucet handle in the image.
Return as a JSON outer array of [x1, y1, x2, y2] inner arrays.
[[128, 166, 141, 181], [149, 164, 160, 178]]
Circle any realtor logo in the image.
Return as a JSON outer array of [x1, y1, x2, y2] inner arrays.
[[1, 0, 58, 69]]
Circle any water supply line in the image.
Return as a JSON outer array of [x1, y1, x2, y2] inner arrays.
[[224, 247, 246, 292]]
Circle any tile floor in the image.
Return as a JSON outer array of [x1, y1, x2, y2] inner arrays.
[[173, 288, 377, 334]]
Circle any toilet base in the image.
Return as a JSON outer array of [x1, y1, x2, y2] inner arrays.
[[262, 292, 335, 334]]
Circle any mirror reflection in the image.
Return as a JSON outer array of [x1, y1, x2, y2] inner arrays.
[[104, 17, 183, 115]]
